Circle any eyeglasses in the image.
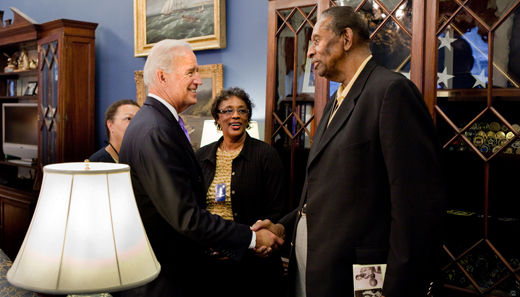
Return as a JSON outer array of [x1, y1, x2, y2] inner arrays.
[[218, 108, 249, 116]]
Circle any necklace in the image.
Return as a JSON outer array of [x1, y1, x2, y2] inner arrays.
[[108, 142, 119, 161], [220, 141, 244, 152]]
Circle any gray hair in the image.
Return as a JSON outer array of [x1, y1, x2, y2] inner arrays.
[[321, 6, 370, 43], [143, 39, 192, 87]]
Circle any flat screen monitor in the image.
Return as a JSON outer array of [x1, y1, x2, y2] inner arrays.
[[2, 103, 38, 163]]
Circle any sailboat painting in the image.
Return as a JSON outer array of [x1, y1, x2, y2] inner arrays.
[[160, 0, 184, 15], [146, 0, 218, 42], [135, 0, 225, 55]]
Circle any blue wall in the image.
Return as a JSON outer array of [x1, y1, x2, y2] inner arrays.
[[0, 0, 268, 147]]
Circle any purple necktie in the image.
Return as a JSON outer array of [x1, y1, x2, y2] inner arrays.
[[178, 116, 191, 143]]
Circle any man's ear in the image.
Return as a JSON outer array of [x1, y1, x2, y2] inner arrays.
[[155, 69, 166, 84], [343, 27, 354, 51]]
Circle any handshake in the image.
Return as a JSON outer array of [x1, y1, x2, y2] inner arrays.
[[251, 219, 286, 257]]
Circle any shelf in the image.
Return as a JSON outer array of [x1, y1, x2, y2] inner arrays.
[[0, 160, 38, 169], [442, 147, 520, 161], [280, 93, 315, 103], [0, 95, 37, 101], [0, 69, 38, 78], [437, 88, 520, 100], [447, 209, 520, 222]]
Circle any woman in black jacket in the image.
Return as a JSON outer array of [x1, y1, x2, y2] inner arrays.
[[195, 87, 286, 297]]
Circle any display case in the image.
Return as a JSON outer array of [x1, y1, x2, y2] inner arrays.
[[0, 8, 97, 259], [265, 0, 519, 296], [426, 0, 520, 296]]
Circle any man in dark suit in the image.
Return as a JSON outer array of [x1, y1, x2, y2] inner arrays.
[[119, 39, 283, 297], [252, 6, 445, 297]]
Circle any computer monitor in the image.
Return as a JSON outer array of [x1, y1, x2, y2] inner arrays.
[[2, 103, 38, 164]]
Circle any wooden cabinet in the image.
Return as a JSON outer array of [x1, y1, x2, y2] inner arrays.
[[425, 1, 520, 296], [265, 0, 520, 296], [0, 8, 97, 259], [0, 186, 35, 260], [38, 19, 97, 165]]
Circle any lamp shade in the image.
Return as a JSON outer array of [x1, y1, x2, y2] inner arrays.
[[7, 162, 160, 294]]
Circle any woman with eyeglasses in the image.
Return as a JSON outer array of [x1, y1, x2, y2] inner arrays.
[[195, 87, 286, 297]]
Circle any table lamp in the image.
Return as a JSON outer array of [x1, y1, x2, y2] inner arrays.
[[7, 162, 160, 295]]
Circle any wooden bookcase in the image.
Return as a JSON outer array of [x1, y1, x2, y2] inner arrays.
[[0, 8, 97, 259], [265, 0, 520, 296]]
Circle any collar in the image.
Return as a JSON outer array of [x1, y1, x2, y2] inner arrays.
[[148, 93, 179, 121], [200, 133, 254, 164], [336, 54, 373, 104]]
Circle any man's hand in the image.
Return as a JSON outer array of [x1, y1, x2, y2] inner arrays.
[[255, 227, 284, 246], [251, 219, 286, 257], [251, 219, 286, 239]]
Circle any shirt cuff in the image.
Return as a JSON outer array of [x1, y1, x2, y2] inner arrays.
[[248, 230, 256, 249]]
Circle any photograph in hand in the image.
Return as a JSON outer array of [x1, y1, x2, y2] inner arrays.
[[353, 264, 386, 297]]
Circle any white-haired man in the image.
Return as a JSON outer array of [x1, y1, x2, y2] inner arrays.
[[119, 39, 283, 297]]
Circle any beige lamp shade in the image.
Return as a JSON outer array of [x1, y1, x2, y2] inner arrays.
[[7, 162, 160, 294]]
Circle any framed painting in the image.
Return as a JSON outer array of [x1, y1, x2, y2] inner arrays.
[[24, 81, 38, 96], [134, 0, 226, 56], [134, 63, 224, 150]]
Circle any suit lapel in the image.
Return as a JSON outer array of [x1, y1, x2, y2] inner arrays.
[[307, 59, 378, 168], [307, 95, 335, 165], [145, 97, 195, 155]]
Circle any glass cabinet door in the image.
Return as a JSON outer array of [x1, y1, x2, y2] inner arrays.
[[267, 1, 320, 208], [330, 0, 421, 95], [39, 40, 59, 166], [272, 5, 317, 152], [432, 0, 520, 295]]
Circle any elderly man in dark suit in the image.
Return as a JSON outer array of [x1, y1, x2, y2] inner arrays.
[[119, 39, 283, 297], [253, 6, 445, 297]]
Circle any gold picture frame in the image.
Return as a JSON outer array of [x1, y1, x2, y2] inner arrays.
[[134, 0, 226, 57], [134, 63, 223, 150]]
